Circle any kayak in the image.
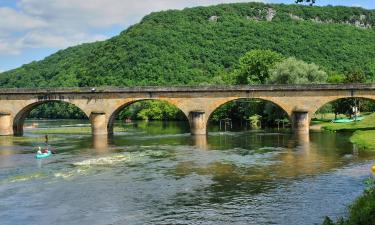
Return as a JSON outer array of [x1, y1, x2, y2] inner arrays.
[[332, 117, 364, 123], [35, 151, 52, 159]]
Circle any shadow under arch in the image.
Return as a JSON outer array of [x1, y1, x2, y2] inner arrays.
[[311, 96, 375, 124], [207, 97, 291, 132], [107, 99, 190, 135], [13, 100, 89, 136]]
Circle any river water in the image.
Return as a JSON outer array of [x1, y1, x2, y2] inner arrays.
[[1, 120, 375, 225]]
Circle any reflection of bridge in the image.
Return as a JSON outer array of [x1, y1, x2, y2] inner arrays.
[[0, 84, 374, 136]]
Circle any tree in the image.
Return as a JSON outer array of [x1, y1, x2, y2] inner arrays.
[[344, 70, 366, 83], [268, 57, 328, 84], [365, 61, 375, 83], [232, 50, 284, 85], [327, 73, 345, 84], [295, 0, 316, 6]]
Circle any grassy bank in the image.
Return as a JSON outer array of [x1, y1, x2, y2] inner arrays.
[[314, 113, 375, 152], [350, 130, 375, 151], [321, 113, 375, 132], [316, 113, 375, 224]]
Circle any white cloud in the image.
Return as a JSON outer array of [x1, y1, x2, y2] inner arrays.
[[0, 39, 22, 55], [0, 0, 264, 55], [0, 7, 46, 32], [20, 32, 107, 49]]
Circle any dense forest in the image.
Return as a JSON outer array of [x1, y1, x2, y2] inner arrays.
[[2, 2, 375, 120]]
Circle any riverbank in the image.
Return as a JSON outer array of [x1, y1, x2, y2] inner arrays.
[[322, 181, 375, 225], [314, 113, 375, 151], [350, 131, 375, 151], [314, 114, 375, 224], [321, 113, 375, 132]]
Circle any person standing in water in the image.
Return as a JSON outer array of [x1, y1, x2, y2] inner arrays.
[[43, 135, 50, 154], [44, 134, 55, 154], [45, 134, 48, 144]]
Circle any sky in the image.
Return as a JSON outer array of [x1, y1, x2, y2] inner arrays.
[[0, 0, 374, 72]]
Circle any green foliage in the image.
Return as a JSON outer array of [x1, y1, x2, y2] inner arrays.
[[118, 101, 186, 121], [2, 2, 375, 119], [365, 61, 375, 83], [29, 102, 87, 119], [268, 57, 327, 84], [249, 114, 261, 128], [316, 103, 333, 114], [1, 2, 375, 88], [327, 73, 345, 84], [209, 99, 288, 127], [322, 112, 375, 132], [232, 49, 284, 84], [329, 98, 375, 119], [344, 70, 366, 83]]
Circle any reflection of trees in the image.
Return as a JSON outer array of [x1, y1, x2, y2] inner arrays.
[[171, 161, 277, 204], [168, 132, 367, 205], [117, 121, 190, 135], [276, 132, 371, 178], [0, 136, 14, 156], [191, 135, 208, 150], [0, 137, 14, 168]]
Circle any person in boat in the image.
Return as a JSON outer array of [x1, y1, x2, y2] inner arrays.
[[42, 147, 49, 154], [36, 146, 49, 154], [37, 146, 42, 155]]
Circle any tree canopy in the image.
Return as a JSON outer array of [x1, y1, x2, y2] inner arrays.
[[268, 57, 328, 84], [233, 50, 284, 85], [1, 2, 375, 88]]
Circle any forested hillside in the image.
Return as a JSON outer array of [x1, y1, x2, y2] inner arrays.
[[1, 2, 375, 87]]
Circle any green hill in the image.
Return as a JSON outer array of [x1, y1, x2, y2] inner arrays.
[[1, 2, 375, 87]]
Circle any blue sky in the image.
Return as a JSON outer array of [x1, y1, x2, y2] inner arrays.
[[0, 0, 374, 72]]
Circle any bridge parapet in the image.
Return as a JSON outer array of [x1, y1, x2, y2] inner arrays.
[[0, 84, 375, 94]]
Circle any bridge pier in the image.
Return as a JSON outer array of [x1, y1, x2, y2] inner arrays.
[[189, 111, 207, 135], [0, 113, 13, 136], [90, 112, 108, 136], [292, 110, 309, 134]]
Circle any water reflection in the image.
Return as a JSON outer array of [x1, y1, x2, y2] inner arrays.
[[191, 135, 208, 150], [295, 132, 310, 145], [0, 136, 14, 152], [1, 120, 375, 225], [0, 136, 14, 168], [92, 135, 109, 154]]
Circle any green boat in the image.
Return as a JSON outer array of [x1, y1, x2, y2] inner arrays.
[[332, 116, 364, 123], [35, 151, 52, 159]]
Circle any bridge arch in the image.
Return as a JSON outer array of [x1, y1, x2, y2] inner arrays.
[[205, 97, 292, 133], [310, 96, 375, 123], [107, 98, 190, 135], [13, 100, 89, 136]]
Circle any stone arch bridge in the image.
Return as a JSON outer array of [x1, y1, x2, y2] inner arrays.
[[0, 84, 374, 136]]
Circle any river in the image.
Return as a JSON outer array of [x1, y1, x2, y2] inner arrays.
[[0, 120, 375, 225]]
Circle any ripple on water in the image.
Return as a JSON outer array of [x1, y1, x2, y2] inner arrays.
[[2, 124, 375, 225]]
